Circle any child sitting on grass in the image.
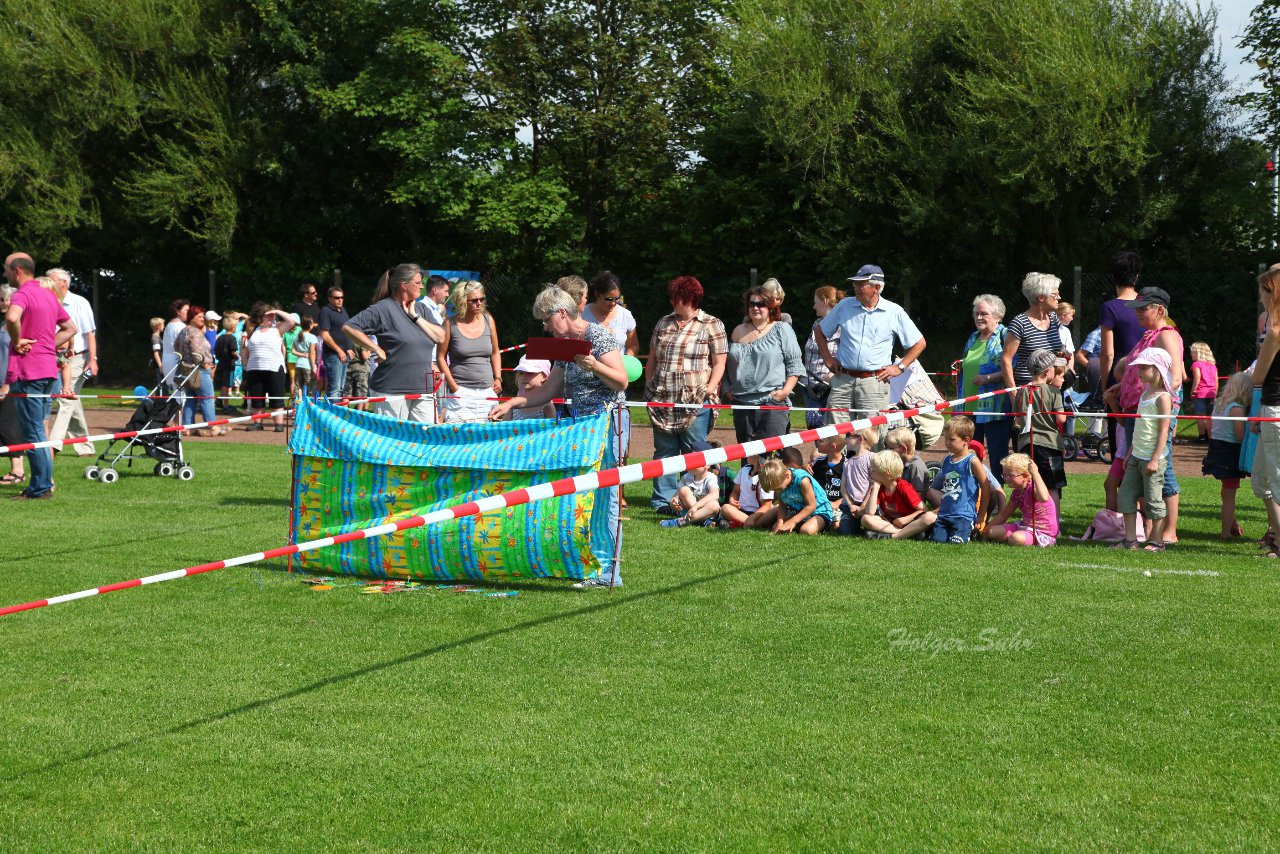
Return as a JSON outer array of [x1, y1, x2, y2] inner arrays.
[[925, 416, 990, 544], [719, 454, 774, 529], [1203, 369, 1251, 540], [983, 453, 1057, 547], [757, 457, 832, 535], [1115, 348, 1173, 552], [660, 440, 721, 528], [860, 449, 937, 540], [837, 426, 879, 535], [884, 426, 930, 496]]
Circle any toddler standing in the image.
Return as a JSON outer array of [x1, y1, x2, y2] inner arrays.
[[1115, 348, 1174, 551], [511, 358, 556, 420], [1013, 348, 1067, 522], [1202, 369, 1252, 539]]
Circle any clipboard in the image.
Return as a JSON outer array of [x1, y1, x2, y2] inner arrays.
[[525, 337, 593, 362]]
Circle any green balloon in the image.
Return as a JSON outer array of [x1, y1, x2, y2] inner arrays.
[[622, 354, 643, 383]]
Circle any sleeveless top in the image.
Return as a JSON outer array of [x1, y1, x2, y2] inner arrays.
[[447, 314, 495, 388], [1131, 391, 1169, 460], [1119, 325, 1181, 410], [934, 452, 980, 522]]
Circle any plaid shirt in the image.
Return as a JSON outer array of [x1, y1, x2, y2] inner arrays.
[[645, 310, 728, 433]]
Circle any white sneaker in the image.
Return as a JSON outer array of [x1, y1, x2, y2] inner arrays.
[[572, 578, 612, 590]]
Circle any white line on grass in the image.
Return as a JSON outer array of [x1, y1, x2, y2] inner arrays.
[[1057, 562, 1220, 577]]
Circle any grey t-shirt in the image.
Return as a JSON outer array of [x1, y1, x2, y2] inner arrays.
[[347, 299, 440, 393]]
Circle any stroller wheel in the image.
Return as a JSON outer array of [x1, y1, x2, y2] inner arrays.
[[157, 462, 176, 478], [1098, 438, 1114, 464], [177, 465, 196, 482], [99, 468, 119, 484], [1062, 435, 1079, 461], [85, 466, 100, 480]]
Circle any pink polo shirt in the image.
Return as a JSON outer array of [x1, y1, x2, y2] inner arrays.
[[7, 279, 70, 383]]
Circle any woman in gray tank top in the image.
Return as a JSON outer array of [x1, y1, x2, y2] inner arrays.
[[438, 280, 502, 422]]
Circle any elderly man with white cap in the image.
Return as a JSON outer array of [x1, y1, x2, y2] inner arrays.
[[813, 264, 927, 431]]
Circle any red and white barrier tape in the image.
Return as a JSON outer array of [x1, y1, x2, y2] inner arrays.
[[0, 385, 1018, 617]]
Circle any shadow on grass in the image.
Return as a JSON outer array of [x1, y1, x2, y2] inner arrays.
[[6, 520, 252, 563], [3, 551, 810, 783], [219, 496, 291, 507]]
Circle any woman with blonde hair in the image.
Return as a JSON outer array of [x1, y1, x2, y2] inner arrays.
[[438, 280, 502, 421], [1000, 272, 1067, 388], [803, 285, 845, 428]]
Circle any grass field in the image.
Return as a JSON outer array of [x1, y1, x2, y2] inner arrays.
[[1, 441, 1277, 851]]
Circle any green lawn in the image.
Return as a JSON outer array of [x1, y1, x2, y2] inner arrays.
[[1, 442, 1276, 850]]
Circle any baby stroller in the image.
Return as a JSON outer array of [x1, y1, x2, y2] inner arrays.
[[85, 366, 195, 484], [1062, 390, 1112, 463]]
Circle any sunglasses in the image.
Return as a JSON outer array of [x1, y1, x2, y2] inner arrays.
[[747, 300, 769, 309], [468, 297, 486, 305], [601, 295, 622, 303]]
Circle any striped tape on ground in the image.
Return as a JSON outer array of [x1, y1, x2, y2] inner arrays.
[[0, 386, 1017, 617]]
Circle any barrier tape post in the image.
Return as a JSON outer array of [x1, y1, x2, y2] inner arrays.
[[0, 386, 1019, 618]]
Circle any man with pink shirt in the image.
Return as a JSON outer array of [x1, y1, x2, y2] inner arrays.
[[4, 252, 76, 500]]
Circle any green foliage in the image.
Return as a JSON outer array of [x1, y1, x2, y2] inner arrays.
[[728, 0, 1268, 278]]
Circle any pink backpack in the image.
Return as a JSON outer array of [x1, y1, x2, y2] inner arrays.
[[1078, 509, 1146, 542]]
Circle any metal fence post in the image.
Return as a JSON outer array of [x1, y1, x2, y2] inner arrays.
[[1073, 265, 1082, 344]]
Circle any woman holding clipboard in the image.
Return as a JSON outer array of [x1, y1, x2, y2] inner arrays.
[[488, 286, 629, 588]]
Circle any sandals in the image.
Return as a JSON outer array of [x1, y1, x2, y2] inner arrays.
[[0, 472, 25, 485], [1111, 539, 1139, 550], [1143, 541, 1165, 553]]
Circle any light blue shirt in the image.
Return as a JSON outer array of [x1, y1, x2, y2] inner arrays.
[[818, 296, 922, 371]]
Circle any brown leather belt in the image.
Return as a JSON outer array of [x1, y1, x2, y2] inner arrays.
[[837, 367, 879, 379]]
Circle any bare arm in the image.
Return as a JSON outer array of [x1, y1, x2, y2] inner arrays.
[[574, 349, 628, 391], [972, 456, 990, 529], [488, 366, 566, 420], [54, 318, 77, 350], [1000, 331, 1019, 389], [1099, 326, 1116, 387], [1147, 393, 1172, 473], [706, 351, 727, 400], [437, 321, 457, 392], [625, 327, 640, 357], [489, 315, 503, 393], [342, 325, 385, 363]]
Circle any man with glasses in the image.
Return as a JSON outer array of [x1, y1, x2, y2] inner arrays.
[[292, 282, 321, 325], [318, 286, 353, 401], [814, 264, 926, 431]]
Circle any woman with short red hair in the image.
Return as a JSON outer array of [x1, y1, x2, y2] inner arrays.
[[644, 276, 728, 514]]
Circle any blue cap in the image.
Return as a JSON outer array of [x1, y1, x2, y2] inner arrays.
[[848, 264, 885, 284]]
